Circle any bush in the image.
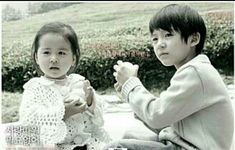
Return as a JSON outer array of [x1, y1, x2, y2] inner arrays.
[[2, 5, 23, 22], [203, 11, 234, 75], [76, 53, 175, 91], [2, 50, 174, 92], [28, 3, 78, 15]]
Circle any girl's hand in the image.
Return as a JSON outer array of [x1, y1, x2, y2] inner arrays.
[[83, 80, 94, 106], [64, 99, 87, 120]]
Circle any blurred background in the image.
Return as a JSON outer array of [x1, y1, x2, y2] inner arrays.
[[1, 2, 234, 123]]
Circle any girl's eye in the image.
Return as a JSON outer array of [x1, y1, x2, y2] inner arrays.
[[43, 51, 50, 55], [58, 51, 66, 55]]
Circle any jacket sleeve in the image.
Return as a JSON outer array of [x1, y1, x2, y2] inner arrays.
[[133, 113, 166, 134], [121, 66, 207, 129], [19, 80, 67, 145]]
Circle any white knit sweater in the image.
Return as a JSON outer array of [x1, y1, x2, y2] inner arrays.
[[19, 74, 111, 150]]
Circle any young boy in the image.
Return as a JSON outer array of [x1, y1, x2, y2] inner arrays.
[[104, 4, 234, 150]]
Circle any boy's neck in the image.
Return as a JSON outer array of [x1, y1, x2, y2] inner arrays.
[[175, 50, 197, 69]]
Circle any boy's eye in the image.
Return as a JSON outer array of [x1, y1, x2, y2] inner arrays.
[[152, 37, 158, 41], [165, 33, 173, 37]]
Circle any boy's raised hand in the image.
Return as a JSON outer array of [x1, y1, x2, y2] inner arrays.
[[113, 60, 139, 92]]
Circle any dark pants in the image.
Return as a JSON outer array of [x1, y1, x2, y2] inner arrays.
[[103, 128, 175, 150], [73, 145, 87, 150]]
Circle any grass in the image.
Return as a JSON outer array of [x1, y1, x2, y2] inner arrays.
[[2, 75, 233, 123], [2, 2, 233, 48], [1, 92, 22, 123]]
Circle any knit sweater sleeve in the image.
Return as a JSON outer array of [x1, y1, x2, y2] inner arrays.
[[19, 79, 67, 145], [86, 92, 105, 126], [69, 74, 105, 126], [121, 66, 207, 129]]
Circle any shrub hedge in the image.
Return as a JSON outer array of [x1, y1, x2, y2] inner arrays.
[[2, 12, 234, 92], [203, 11, 234, 75], [76, 52, 175, 91]]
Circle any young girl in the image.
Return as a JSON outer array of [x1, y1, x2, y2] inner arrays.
[[18, 22, 111, 150], [106, 4, 234, 150]]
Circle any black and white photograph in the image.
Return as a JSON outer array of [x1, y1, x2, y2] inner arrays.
[[1, 1, 234, 150]]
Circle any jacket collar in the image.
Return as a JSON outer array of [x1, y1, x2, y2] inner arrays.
[[178, 54, 211, 70], [189, 54, 211, 64]]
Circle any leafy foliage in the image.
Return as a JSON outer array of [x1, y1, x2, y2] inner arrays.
[[27, 2, 78, 15], [203, 11, 234, 74], [2, 5, 23, 21]]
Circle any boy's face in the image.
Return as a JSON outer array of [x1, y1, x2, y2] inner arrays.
[[151, 29, 196, 69], [36, 33, 75, 79]]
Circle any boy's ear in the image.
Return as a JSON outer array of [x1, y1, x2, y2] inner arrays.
[[190, 32, 200, 47]]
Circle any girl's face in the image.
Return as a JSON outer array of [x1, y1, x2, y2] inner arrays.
[[36, 33, 75, 79], [151, 29, 196, 69]]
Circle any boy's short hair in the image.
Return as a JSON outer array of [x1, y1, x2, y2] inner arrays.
[[149, 4, 206, 55]]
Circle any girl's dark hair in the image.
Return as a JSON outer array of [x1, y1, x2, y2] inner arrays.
[[32, 22, 80, 75], [149, 4, 206, 55]]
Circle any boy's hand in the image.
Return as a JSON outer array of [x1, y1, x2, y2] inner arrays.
[[64, 99, 87, 120], [113, 60, 139, 88], [114, 82, 122, 92], [83, 80, 94, 107]]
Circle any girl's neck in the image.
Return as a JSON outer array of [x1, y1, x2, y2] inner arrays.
[[43, 75, 68, 86]]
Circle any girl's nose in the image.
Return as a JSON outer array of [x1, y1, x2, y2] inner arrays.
[[50, 56, 58, 63]]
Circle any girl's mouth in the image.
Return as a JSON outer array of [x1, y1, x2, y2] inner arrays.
[[49, 67, 59, 70]]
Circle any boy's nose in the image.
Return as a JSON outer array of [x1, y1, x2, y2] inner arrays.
[[158, 42, 166, 49]]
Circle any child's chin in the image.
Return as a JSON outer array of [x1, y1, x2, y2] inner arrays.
[[48, 74, 66, 79], [161, 61, 173, 67]]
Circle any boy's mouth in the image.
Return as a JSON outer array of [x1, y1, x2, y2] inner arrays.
[[159, 53, 169, 57]]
